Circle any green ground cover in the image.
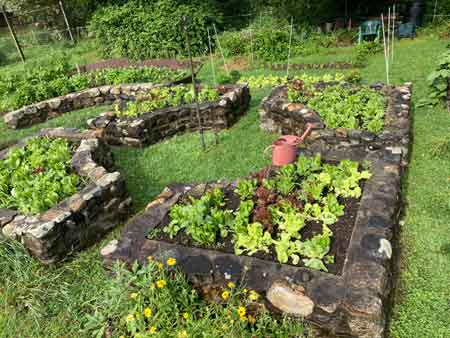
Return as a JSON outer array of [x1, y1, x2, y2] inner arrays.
[[0, 36, 449, 338]]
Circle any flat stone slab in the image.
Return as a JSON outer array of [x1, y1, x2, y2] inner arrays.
[[102, 143, 407, 338], [87, 84, 251, 147], [0, 128, 131, 264]]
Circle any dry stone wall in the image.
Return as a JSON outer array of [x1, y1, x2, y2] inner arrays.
[[0, 128, 131, 264], [87, 84, 251, 147], [4, 83, 173, 130]]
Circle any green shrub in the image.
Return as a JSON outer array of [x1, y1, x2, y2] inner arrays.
[[89, 0, 219, 59], [426, 48, 450, 105], [0, 137, 81, 215]]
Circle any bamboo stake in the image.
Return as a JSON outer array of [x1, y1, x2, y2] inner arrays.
[[249, 18, 254, 66], [213, 24, 229, 75], [206, 27, 216, 85], [433, 0, 438, 22], [381, 14, 389, 85], [387, 7, 391, 64], [59, 1, 74, 44], [391, 5, 395, 64], [1, 6, 25, 63], [286, 17, 294, 77]]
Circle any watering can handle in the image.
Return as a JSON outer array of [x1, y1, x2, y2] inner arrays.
[[293, 123, 316, 145], [263, 145, 273, 158]]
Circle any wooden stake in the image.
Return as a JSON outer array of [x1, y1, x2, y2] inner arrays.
[[59, 1, 75, 44], [213, 24, 229, 75], [206, 27, 216, 85], [1, 6, 25, 63], [286, 17, 294, 78], [183, 16, 206, 151]]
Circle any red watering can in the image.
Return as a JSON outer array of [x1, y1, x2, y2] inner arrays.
[[265, 123, 315, 166]]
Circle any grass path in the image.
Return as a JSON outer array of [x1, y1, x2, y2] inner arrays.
[[0, 37, 449, 337]]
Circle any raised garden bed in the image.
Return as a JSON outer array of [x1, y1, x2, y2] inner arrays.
[[269, 61, 354, 71], [2, 66, 193, 129], [0, 128, 131, 264], [87, 84, 251, 147], [261, 82, 412, 166], [102, 142, 406, 338]]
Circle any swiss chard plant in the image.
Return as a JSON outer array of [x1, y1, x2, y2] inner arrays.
[[0, 137, 82, 215]]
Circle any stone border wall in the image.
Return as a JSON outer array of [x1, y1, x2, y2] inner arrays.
[[4, 83, 180, 130], [101, 143, 406, 338], [87, 84, 251, 147], [0, 128, 131, 264], [260, 82, 412, 166]]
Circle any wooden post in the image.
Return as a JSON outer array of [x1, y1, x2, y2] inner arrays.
[[1, 6, 25, 63], [381, 14, 389, 85], [183, 16, 206, 151], [59, 1, 75, 44]]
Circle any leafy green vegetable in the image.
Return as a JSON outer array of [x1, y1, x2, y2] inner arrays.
[[116, 85, 220, 117], [297, 225, 334, 272], [288, 84, 386, 133], [235, 179, 257, 201], [0, 137, 81, 215], [163, 188, 233, 246], [234, 222, 273, 256]]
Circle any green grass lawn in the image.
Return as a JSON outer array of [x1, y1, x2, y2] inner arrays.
[[0, 36, 449, 338]]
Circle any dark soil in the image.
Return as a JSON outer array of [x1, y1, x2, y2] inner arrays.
[[151, 166, 362, 275], [78, 58, 202, 73]]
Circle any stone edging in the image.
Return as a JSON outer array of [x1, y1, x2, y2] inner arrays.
[[260, 82, 412, 166], [87, 84, 251, 147], [101, 140, 407, 338], [0, 128, 132, 264], [3, 82, 180, 130]]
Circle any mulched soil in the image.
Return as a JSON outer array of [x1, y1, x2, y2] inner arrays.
[[151, 166, 362, 276], [78, 58, 202, 73]]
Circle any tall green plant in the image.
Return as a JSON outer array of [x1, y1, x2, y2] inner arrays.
[[89, 0, 219, 59]]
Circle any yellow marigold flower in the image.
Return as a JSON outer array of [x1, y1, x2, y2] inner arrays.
[[167, 257, 177, 266], [177, 329, 188, 338], [182, 312, 189, 319], [149, 326, 157, 334], [240, 315, 248, 322], [156, 279, 167, 288], [144, 307, 152, 318], [248, 290, 259, 301], [126, 314, 135, 322], [227, 282, 236, 289], [243, 288, 248, 294], [248, 315, 256, 324], [130, 292, 138, 300], [238, 306, 246, 317], [157, 262, 164, 270], [221, 290, 230, 300]]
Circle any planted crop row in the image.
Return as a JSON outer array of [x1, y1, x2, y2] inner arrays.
[[0, 60, 188, 112], [0, 137, 82, 215], [115, 85, 220, 118], [288, 80, 386, 133], [153, 154, 370, 272]]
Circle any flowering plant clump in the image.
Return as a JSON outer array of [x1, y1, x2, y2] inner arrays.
[[81, 258, 309, 338]]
